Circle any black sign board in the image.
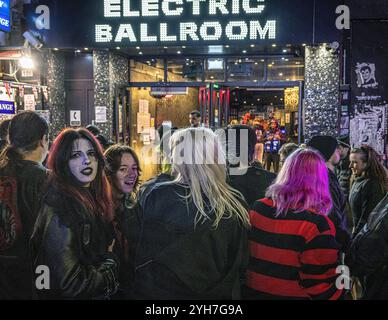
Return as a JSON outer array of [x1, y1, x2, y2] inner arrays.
[[24, 0, 343, 48]]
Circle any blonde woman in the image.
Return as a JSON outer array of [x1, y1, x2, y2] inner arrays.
[[134, 127, 250, 299]]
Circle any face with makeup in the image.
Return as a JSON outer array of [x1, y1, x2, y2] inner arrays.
[[69, 138, 98, 187], [114, 153, 139, 194]]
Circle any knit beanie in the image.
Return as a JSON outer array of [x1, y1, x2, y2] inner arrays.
[[307, 135, 339, 161]]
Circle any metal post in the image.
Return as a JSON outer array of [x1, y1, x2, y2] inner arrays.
[[298, 81, 304, 144]]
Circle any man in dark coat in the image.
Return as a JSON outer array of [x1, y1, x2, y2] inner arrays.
[[307, 136, 351, 253], [226, 125, 276, 207], [336, 136, 352, 200]]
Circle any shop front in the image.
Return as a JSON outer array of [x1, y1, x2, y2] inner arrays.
[[15, 0, 345, 177]]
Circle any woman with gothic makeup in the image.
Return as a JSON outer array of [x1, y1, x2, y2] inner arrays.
[[31, 128, 119, 300], [104, 145, 142, 298]]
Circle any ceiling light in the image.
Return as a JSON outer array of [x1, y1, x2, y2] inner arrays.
[[242, 50, 247, 54], [272, 44, 277, 47]]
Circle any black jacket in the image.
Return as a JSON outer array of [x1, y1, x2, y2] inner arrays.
[[113, 195, 142, 298], [228, 162, 276, 207], [30, 188, 119, 300], [134, 183, 249, 300], [328, 168, 351, 252], [348, 193, 388, 299], [349, 176, 386, 236], [0, 160, 48, 300], [335, 158, 352, 200]]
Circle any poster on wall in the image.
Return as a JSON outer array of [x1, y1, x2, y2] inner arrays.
[[350, 105, 387, 156], [24, 94, 36, 111], [95, 106, 107, 123], [351, 20, 388, 157], [139, 100, 149, 114], [284, 87, 299, 112], [137, 112, 151, 134]]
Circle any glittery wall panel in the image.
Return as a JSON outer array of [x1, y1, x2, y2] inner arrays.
[[94, 51, 128, 140], [304, 46, 340, 141], [109, 53, 129, 138], [47, 51, 66, 138], [93, 50, 111, 138]]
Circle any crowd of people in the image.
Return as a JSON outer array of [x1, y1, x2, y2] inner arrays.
[[0, 110, 388, 300]]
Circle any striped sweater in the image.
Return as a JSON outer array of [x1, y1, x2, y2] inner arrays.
[[243, 198, 344, 300]]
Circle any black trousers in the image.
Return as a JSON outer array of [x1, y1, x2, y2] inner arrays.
[[264, 153, 280, 173]]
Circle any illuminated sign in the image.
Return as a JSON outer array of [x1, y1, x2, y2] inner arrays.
[[96, 0, 276, 44], [0, 101, 15, 114], [0, 0, 10, 32], [24, 0, 342, 48]]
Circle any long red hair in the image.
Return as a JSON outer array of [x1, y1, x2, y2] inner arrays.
[[47, 128, 114, 222]]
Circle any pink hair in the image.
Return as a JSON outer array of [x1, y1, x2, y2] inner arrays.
[[266, 148, 332, 216]]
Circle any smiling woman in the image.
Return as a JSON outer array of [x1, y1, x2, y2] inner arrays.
[[104, 144, 142, 298], [30, 128, 119, 300]]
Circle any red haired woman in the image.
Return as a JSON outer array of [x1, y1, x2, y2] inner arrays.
[[244, 148, 344, 300], [31, 128, 118, 299]]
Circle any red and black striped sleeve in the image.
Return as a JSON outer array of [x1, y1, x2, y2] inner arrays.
[[299, 216, 344, 300]]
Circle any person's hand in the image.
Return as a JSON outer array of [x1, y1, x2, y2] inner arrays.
[[108, 239, 115, 253]]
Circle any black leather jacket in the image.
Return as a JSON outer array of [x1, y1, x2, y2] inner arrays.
[[348, 192, 388, 299], [30, 189, 119, 300], [0, 160, 48, 300], [134, 183, 249, 300]]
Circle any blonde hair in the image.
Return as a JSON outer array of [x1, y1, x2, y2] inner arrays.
[[162, 127, 250, 229]]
